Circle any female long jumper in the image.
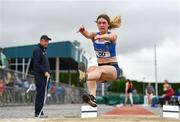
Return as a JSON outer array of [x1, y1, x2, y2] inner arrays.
[[77, 14, 122, 107]]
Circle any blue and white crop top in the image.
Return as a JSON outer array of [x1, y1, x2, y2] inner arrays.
[[93, 32, 116, 58]]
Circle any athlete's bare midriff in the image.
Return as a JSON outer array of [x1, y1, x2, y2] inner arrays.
[[97, 56, 118, 64]]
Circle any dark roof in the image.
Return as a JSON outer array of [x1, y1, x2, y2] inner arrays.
[[3, 41, 88, 69]]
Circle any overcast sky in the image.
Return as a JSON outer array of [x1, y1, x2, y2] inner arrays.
[[0, 0, 180, 82]]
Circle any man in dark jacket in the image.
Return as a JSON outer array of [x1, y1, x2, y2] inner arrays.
[[33, 35, 51, 117]]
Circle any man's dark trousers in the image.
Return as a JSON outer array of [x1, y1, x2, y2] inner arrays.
[[35, 76, 47, 115]]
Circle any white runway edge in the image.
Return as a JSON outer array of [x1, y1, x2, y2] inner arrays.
[[81, 105, 97, 118], [163, 105, 179, 118]]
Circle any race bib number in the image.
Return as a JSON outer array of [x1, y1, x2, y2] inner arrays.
[[96, 51, 110, 58]]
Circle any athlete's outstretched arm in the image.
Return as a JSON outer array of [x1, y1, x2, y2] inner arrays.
[[94, 33, 117, 42], [77, 26, 96, 40]]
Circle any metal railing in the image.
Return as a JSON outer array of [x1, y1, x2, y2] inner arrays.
[[0, 68, 85, 106]]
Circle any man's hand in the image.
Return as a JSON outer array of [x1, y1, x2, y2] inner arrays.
[[44, 72, 50, 78]]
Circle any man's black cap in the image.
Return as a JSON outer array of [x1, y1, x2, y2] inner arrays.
[[40, 35, 52, 41]]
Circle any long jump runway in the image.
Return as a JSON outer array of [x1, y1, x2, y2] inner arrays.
[[0, 104, 179, 122], [0, 116, 179, 122]]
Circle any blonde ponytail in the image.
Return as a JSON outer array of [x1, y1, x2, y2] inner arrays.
[[109, 16, 121, 29]]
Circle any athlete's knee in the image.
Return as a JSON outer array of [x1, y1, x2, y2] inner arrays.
[[98, 67, 106, 73], [87, 80, 96, 83], [87, 66, 97, 73]]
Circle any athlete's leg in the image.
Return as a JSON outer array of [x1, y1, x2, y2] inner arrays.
[[98, 66, 117, 81], [147, 94, 151, 105], [124, 94, 129, 105], [81, 66, 98, 107], [149, 93, 153, 104], [87, 67, 103, 81], [129, 93, 133, 105], [87, 65, 117, 82], [79, 64, 118, 107], [86, 66, 97, 97], [79, 63, 117, 82], [86, 66, 117, 96]]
